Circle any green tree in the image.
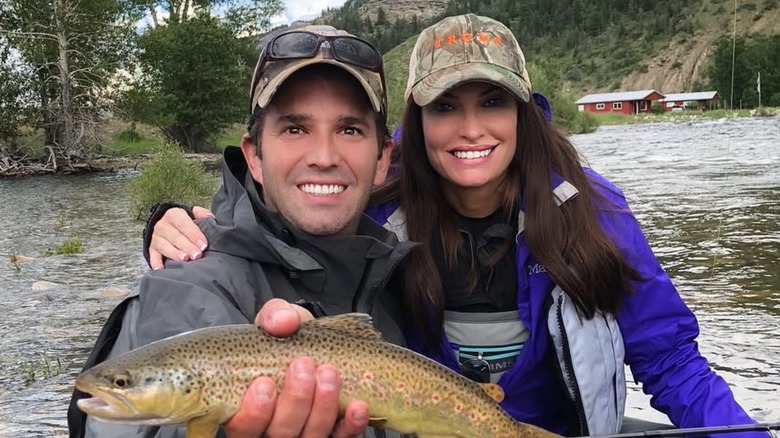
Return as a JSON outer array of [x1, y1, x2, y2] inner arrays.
[[704, 34, 780, 108], [123, 14, 250, 152], [0, 0, 142, 168], [0, 42, 31, 150], [122, 0, 282, 152]]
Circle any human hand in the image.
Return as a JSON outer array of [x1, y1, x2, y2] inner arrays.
[[224, 299, 370, 437], [149, 206, 213, 270]]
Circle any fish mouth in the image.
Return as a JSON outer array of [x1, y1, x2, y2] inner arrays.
[[76, 384, 159, 424]]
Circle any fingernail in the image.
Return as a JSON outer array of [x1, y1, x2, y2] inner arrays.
[[178, 252, 188, 261], [255, 380, 274, 402], [317, 367, 339, 391], [152, 265, 162, 271], [190, 251, 202, 260], [269, 307, 297, 328], [292, 358, 315, 380], [352, 407, 368, 423], [197, 240, 208, 251]]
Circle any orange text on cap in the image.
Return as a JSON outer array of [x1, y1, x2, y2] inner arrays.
[[434, 33, 502, 49]]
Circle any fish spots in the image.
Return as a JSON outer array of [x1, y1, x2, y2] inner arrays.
[[76, 319, 542, 438]]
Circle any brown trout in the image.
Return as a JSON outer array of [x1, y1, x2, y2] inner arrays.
[[75, 313, 562, 438]]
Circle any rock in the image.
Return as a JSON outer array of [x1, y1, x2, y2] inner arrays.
[[32, 281, 60, 291], [100, 287, 131, 299], [11, 255, 34, 262]]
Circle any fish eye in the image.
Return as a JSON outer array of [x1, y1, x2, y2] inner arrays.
[[113, 375, 131, 388]]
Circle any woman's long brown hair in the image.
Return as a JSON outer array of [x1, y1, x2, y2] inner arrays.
[[371, 97, 638, 352]]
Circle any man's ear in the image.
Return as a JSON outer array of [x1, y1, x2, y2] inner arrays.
[[240, 134, 263, 184], [373, 138, 393, 187]]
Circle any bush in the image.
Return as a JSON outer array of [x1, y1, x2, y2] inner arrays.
[[569, 111, 600, 134], [44, 237, 84, 256], [651, 101, 665, 114], [116, 122, 143, 143], [685, 101, 701, 111], [128, 142, 218, 220]]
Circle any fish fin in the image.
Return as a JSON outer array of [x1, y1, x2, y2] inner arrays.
[[185, 412, 221, 438], [368, 416, 388, 427], [479, 383, 505, 402], [303, 313, 382, 340]]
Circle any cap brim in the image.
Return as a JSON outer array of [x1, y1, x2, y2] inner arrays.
[[254, 58, 383, 113], [410, 63, 531, 107]]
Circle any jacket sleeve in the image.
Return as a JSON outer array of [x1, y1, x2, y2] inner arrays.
[[82, 259, 252, 437], [141, 201, 196, 267], [600, 191, 766, 438], [135, 258, 257, 346]]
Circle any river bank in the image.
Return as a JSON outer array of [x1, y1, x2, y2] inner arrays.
[[2, 110, 778, 179], [593, 106, 780, 125], [0, 152, 223, 179]]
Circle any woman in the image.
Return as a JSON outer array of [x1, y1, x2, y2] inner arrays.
[[145, 14, 764, 438]]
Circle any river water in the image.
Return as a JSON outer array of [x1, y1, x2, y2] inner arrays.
[[0, 117, 778, 436]]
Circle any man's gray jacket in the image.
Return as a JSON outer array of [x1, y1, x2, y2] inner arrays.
[[67, 146, 416, 438]]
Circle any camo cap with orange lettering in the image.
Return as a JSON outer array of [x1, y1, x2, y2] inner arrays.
[[405, 14, 532, 106]]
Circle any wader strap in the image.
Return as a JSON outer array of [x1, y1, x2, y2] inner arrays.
[[67, 296, 136, 438]]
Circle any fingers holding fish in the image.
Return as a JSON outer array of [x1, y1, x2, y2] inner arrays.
[[256, 298, 314, 337], [300, 365, 367, 438], [264, 356, 318, 437], [224, 376, 278, 438], [331, 400, 370, 438]]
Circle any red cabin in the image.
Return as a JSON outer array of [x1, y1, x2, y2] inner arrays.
[[576, 90, 665, 115]]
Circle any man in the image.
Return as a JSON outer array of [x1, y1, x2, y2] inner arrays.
[[68, 25, 415, 438]]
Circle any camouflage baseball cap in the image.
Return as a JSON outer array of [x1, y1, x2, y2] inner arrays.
[[250, 25, 386, 115], [405, 14, 532, 107]]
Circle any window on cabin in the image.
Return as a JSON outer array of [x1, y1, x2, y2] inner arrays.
[[596, 103, 605, 110], [613, 102, 623, 110]]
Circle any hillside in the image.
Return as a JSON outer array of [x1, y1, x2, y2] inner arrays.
[[318, 0, 780, 97], [619, 0, 780, 92]]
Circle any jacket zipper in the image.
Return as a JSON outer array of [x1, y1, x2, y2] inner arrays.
[[556, 294, 588, 436]]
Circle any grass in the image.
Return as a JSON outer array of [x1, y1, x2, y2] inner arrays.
[[9, 255, 21, 272], [589, 107, 771, 126], [21, 355, 62, 386], [591, 112, 638, 125], [382, 35, 418, 128], [106, 121, 242, 155], [5, 119, 240, 159], [43, 237, 84, 256], [214, 124, 246, 149]]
